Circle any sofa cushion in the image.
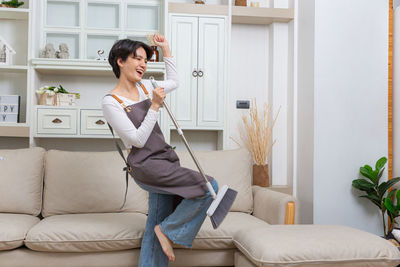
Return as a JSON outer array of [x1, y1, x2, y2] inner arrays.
[[173, 212, 268, 249], [233, 225, 400, 266], [25, 212, 147, 252], [0, 147, 45, 216], [175, 148, 253, 213], [0, 213, 40, 251], [42, 150, 148, 217]]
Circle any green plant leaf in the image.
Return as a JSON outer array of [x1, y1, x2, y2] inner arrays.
[[377, 167, 385, 184], [378, 177, 400, 197], [352, 179, 375, 192], [385, 197, 396, 215], [359, 192, 381, 208], [360, 166, 375, 183], [371, 169, 379, 182], [387, 189, 396, 199], [396, 190, 400, 210], [375, 157, 387, 171]]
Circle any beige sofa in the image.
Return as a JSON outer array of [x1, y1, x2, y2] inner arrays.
[[1, 147, 399, 267]]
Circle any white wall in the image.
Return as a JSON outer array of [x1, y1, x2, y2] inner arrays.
[[227, 24, 269, 150], [296, 0, 315, 224], [313, 0, 388, 235]]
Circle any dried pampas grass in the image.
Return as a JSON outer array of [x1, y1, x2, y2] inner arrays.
[[231, 98, 280, 165], [146, 34, 157, 46]]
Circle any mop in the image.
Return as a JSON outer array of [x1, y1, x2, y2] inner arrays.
[[147, 77, 238, 229]]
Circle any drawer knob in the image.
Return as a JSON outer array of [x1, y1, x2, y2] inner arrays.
[[52, 118, 62, 124], [95, 119, 105, 125]]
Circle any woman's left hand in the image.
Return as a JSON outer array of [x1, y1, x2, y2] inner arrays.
[[153, 34, 169, 49]]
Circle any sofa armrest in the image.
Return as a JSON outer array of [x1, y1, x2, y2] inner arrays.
[[252, 185, 298, 225]]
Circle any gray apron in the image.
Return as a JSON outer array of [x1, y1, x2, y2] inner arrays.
[[105, 82, 214, 209]]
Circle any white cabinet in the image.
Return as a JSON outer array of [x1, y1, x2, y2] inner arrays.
[[168, 15, 225, 129], [80, 109, 109, 135], [35, 106, 107, 137], [37, 107, 77, 135]]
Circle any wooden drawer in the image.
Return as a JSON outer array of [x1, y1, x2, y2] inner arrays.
[[80, 109, 110, 135], [37, 108, 77, 134]]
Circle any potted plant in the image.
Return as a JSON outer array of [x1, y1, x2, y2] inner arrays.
[[231, 98, 280, 187], [36, 85, 80, 106], [0, 0, 24, 8], [352, 157, 400, 237]]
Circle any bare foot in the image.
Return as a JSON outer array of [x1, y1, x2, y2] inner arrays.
[[154, 225, 175, 262]]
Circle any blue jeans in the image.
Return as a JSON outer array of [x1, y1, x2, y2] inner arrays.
[[136, 178, 219, 267]]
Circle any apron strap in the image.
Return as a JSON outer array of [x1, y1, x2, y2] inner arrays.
[[138, 82, 150, 99], [103, 93, 131, 210]]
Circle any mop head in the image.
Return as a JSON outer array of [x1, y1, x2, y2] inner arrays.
[[206, 185, 238, 229]]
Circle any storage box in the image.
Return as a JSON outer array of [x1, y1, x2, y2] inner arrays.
[[0, 95, 20, 123], [55, 93, 76, 106]]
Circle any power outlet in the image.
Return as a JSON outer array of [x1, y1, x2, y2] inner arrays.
[[236, 100, 250, 109]]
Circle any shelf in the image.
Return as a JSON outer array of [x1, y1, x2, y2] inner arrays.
[[0, 123, 29, 137], [168, 2, 228, 16], [0, 7, 29, 20], [0, 65, 28, 73], [30, 58, 166, 76], [232, 7, 294, 25]]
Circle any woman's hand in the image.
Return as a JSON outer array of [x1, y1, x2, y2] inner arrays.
[[153, 34, 172, 58], [153, 34, 169, 48], [150, 86, 166, 111]]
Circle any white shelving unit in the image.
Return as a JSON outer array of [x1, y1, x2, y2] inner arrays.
[[25, 0, 167, 148], [0, 1, 32, 137]]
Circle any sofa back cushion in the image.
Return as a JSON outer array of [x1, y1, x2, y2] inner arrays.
[[42, 150, 148, 217], [175, 148, 253, 213], [0, 147, 45, 216]]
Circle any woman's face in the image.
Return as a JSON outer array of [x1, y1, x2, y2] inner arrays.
[[118, 47, 148, 82]]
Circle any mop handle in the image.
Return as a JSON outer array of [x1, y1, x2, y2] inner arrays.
[[148, 77, 217, 198]]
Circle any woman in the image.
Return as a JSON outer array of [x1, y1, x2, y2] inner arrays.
[[101, 35, 219, 266]]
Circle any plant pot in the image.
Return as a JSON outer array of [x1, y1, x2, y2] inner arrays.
[[253, 164, 269, 187], [235, 0, 247, 6]]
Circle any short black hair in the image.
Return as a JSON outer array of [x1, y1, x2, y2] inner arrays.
[[108, 39, 153, 79]]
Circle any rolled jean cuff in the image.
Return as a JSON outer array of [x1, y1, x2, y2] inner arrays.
[[158, 223, 192, 248]]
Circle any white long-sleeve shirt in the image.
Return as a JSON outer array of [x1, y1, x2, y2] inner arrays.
[[102, 57, 179, 149]]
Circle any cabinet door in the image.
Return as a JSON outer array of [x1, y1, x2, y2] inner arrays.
[[169, 15, 198, 128], [197, 17, 225, 127]]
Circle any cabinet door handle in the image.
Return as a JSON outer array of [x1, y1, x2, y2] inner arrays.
[[52, 118, 62, 124], [192, 69, 198, 77], [95, 119, 105, 125], [198, 69, 204, 77]]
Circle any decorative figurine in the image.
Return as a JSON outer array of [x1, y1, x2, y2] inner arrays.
[[40, 43, 57, 58], [95, 49, 107, 61], [55, 43, 69, 59], [0, 35, 16, 65]]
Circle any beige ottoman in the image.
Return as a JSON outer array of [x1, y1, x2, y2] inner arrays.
[[233, 225, 400, 267]]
